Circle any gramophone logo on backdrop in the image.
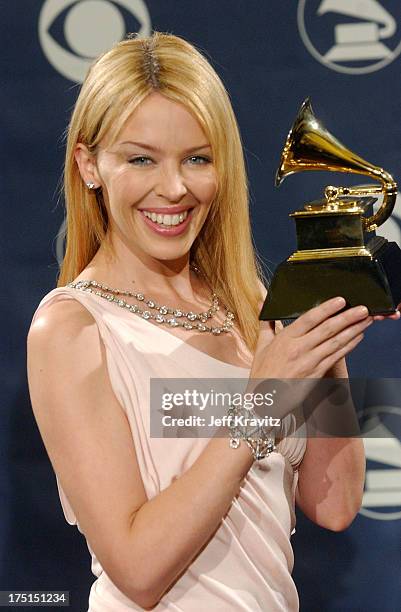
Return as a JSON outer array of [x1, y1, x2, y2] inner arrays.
[[360, 406, 401, 521], [298, 0, 401, 74], [38, 0, 151, 83]]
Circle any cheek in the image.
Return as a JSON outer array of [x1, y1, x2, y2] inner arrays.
[[107, 168, 152, 204], [193, 172, 218, 204], [205, 177, 218, 207]]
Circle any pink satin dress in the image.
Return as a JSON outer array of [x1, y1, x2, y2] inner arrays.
[[31, 286, 306, 611]]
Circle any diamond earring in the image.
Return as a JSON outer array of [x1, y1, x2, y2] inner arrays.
[[86, 182, 96, 190]]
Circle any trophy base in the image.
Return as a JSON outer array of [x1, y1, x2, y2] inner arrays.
[[260, 240, 401, 320]]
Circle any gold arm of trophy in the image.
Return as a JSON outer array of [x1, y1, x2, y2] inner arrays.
[[275, 98, 398, 233], [324, 175, 397, 232]]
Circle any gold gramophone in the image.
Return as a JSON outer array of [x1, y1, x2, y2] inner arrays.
[[260, 98, 401, 320]]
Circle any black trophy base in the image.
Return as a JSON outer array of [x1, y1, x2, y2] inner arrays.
[[260, 241, 401, 320]]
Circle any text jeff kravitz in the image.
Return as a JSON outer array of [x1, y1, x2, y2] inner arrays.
[[161, 414, 281, 428]]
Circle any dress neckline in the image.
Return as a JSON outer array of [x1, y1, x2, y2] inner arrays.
[[135, 312, 252, 372], [55, 286, 252, 373]]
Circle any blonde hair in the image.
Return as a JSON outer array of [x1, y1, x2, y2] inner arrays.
[[58, 31, 267, 351]]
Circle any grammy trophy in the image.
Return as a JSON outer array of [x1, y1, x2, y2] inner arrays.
[[260, 98, 401, 320]]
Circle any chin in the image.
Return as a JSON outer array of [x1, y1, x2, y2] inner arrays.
[[145, 245, 193, 262]]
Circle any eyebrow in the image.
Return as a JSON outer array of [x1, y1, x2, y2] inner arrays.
[[117, 141, 212, 154]]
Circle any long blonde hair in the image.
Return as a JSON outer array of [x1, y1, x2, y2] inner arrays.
[[58, 32, 267, 351]]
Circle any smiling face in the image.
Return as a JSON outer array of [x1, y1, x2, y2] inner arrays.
[[81, 92, 218, 266]]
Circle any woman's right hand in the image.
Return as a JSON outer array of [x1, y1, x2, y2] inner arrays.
[[250, 297, 373, 381]]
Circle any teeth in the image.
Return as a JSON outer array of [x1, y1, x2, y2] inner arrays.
[[142, 210, 189, 226]]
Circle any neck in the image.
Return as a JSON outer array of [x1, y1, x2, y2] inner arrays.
[[84, 236, 205, 303]]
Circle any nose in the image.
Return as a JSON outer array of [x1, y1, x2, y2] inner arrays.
[[154, 162, 188, 202]]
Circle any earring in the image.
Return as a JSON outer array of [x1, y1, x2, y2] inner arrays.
[[86, 182, 96, 190]]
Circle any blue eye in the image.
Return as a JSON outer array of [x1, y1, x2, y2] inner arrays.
[[187, 155, 211, 165], [128, 156, 153, 166]]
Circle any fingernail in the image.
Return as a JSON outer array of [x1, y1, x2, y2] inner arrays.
[[357, 306, 369, 316], [334, 297, 346, 306]]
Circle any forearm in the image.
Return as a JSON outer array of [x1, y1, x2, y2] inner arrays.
[[296, 437, 365, 530], [129, 437, 253, 605], [296, 357, 365, 530]]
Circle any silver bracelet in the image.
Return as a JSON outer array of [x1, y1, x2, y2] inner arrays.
[[227, 404, 276, 461]]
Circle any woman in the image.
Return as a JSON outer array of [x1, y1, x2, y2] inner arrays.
[[27, 32, 396, 611]]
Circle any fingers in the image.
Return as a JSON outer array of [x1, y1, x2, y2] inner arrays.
[[317, 332, 365, 376], [373, 311, 401, 321], [314, 315, 372, 365], [289, 297, 346, 337], [304, 305, 370, 351]]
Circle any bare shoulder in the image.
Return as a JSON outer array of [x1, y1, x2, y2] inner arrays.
[[28, 296, 96, 348], [27, 297, 104, 396], [27, 297, 107, 407]]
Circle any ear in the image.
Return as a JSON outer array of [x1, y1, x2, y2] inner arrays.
[[74, 143, 101, 189]]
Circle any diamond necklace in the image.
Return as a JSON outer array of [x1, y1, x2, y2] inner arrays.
[[67, 264, 235, 335]]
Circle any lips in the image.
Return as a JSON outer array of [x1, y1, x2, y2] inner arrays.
[[139, 207, 194, 236], [138, 205, 194, 214]]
